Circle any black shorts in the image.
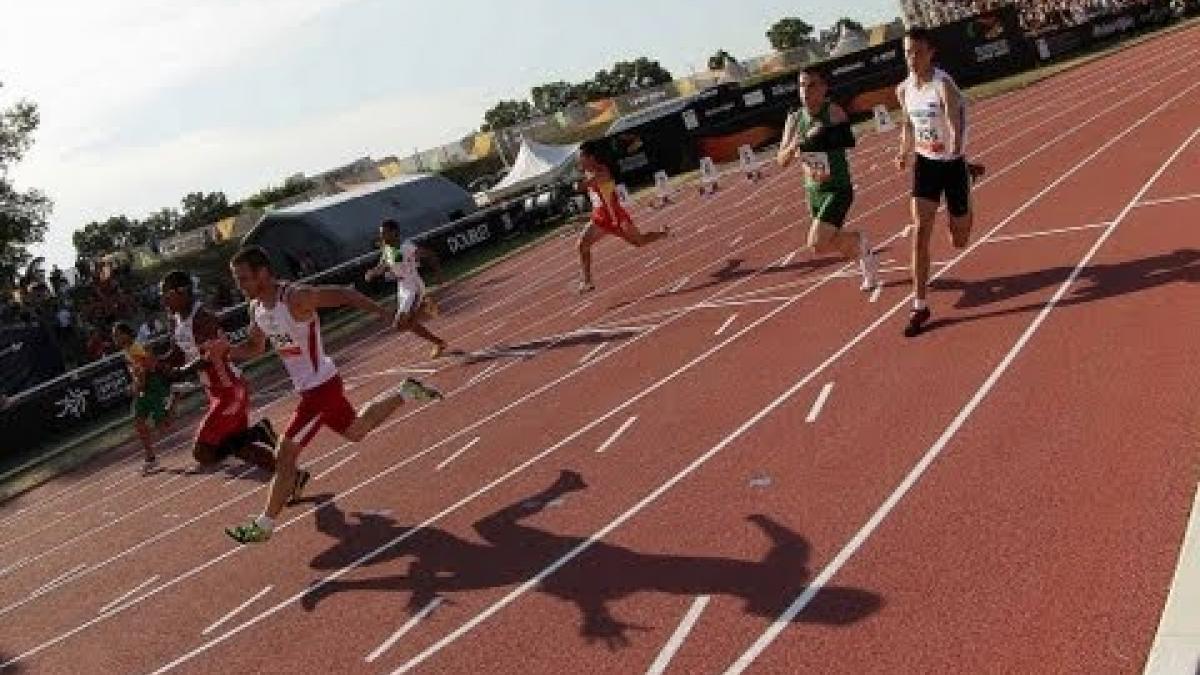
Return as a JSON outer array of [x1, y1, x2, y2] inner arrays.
[[913, 155, 971, 217]]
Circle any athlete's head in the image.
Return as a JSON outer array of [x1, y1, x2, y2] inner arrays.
[[798, 67, 829, 112], [159, 269, 194, 314], [904, 27, 936, 75], [111, 321, 135, 349], [379, 219, 402, 247], [229, 246, 276, 301]]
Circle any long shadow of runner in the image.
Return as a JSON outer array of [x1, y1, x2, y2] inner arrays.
[[301, 471, 882, 649], [924, 248, 1200, 334]]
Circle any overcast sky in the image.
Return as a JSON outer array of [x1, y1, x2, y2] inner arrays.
[[0, 0, 897, 269]]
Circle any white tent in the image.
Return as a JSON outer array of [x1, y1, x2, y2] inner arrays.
[[486, 138, 580, 201]]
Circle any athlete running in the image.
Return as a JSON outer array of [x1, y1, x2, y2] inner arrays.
[[777, 65, 880, 291], [364, 219, 447, 358], [212, 246, 442, 544], [895, 27, 983, 336], [576, 141, 670, 293], [112, 322, 173, 469]]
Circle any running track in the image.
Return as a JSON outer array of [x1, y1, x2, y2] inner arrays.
[[1, 27, 1198, 674]]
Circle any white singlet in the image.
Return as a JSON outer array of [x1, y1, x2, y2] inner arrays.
[[173, 303, 239, 389], [253, 284, 338, 392], [899, 68, 968, 161]]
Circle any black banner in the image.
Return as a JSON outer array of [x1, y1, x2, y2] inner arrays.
[[930, 6, 1039, 88], [1035, 0, 1175, 61]]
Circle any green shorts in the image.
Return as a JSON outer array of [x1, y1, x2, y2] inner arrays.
[[133, 373, 172, 425], [806, 186, 854, 228]]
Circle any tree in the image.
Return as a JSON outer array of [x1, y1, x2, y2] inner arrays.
[[835, 18, 865, 34], [178, 191, 238, 231], [587, 57, 673, 99], [0, 83, 52, 290], [481, 100, 536, 132], [243, 175, 315, 210], [531, 81, 583, 115], [72, 215, 144, 260], [142, 207, 182, 239], [708, 49, 737, 72], [766, 17, 815, 51]]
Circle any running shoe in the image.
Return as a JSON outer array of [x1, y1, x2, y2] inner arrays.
[[400, 377, 443, 402], [288, 469, 311, 506], [903, 307, 931, 338], [577, 281, 595, 294], [430, 340, 447, 359], [226, 520, 272, 544], [860, 251, 881, 291]]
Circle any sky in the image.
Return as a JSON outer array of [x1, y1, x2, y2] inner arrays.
[[0, 0, 897, 270]]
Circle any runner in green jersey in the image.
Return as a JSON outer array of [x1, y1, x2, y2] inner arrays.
[[777, 66, 879, 291]]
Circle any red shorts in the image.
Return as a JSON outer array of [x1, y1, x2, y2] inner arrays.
[[591, 203, 632, 237], [196, 382, 249, 448], [285, 376, 356, 449]]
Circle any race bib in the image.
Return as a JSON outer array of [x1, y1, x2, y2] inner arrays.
[[915, 120, 947, 155], [801, 152, 831, 182]]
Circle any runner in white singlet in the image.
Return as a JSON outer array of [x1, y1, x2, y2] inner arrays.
[[364, 219, 448, 358], [894, 27, 984, 337], [210, 246, 443, 544]]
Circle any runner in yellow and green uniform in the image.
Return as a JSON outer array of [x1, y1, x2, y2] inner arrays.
[[113, 322, 174, 469]]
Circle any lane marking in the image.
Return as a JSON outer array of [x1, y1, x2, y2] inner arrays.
[[714, 314, 739, 336], [1134, 191, 1200, 209], [596, 417, 639, 454], [985, 222, 1110, 243], [482, 321, 505, 335], [805, 383, 835, 423], [435, 437, 482, 471], [579, 344, 607, 364], [571, 302, 592, 316], [202, 586, 273, 636], [365, 598, 443, 663], [646, 595, 711, 675], [644, 257, 661, 268], [465, 362, 501, 387], [777, 250, 798, 268], [0, 556, 29, 578], [1144, 483, 1200, 673], [730, 235, 744, 248], [30, 564, 87, 597], [669, 277, 690, 293], [313, 453, 360, 482], [98, 576, 159, 615]]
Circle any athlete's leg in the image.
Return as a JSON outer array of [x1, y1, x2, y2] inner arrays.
[[577, 224, 604, 292], [946, 159, 974, 249]]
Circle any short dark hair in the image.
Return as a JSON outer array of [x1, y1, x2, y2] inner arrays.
[[380, 219, 400, 232], [230, 246, 273, 273], [161, 270, 192, 294], [905, 27, 935, 48], [800, 66, 828, 83], [112, 321, 135, 337]]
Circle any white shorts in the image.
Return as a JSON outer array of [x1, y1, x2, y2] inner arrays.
[[395, 277, 425, 316]]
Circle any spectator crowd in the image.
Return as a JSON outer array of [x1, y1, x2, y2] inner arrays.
[[902, 0, 1174, 34]]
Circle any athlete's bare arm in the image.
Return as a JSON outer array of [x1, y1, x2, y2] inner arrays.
[[288, 284, 388, 323], [940, 79, 966, 157], [895, 84, 914, 170]]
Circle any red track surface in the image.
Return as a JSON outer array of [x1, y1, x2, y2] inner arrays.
[[2, 27, 1199, 674]]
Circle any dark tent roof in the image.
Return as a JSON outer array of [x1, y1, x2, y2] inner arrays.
[[243, 173, 475, 278]]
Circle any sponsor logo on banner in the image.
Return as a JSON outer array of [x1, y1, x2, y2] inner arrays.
[[974, 39, 1011, 62], [832, 60, 866, 77], [771, 81, 798, 98], [92, 368, 131, 405], [703, 102, 736, 118], [446, 223, 491, 254], [55, 387, 89, 419], [1092, 15, 1135, 38], [742, 89, 766, 107], [618, 153, 649, 172], [682, 109, 699, 130]]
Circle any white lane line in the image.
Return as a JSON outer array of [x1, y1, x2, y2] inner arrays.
[[985, 222, 1110, 243], [725, 124, 1200, 675], [646, 595, 711, 675], [869, 285, 883, 304], [30, 564, 87, 597], [1135, 191, 1200, 208], [202, 586, 273, 636], [435, 437, 482, 471], [730, 235, 744, 248], [777, 250, 798, 267], [644, 256, 661, 268], [571, 302, 592, 316], [225, 465, 258, 486], [669, 277, 690, 293], [579, 344, 607, 364], [770, 205, 781, 216], [714, 314, 739, 336], [465, 362, 501, 387], [0, 556, 29, 578], [365, 598, 444, 663], [1144, 484, 1200, 673], [98, 576, 159, 615], [312, 453, 359, 482], [482, 321, 505, 335], [805, 383, 835, 423], [595, 417, 638, 454]]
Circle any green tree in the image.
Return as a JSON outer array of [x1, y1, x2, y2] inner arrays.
[[143, 207, 182, 239], [708, 49, 737, 71], [0, 83, 52, 289], [531, 81, 583, 115], [587, 57, 673, 99], [243, 175, 315, 210], [72, 215, 144, 259], [481, 100, 536, 132], [766, 17, 815, 51], [179, 191, 238, 231]]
